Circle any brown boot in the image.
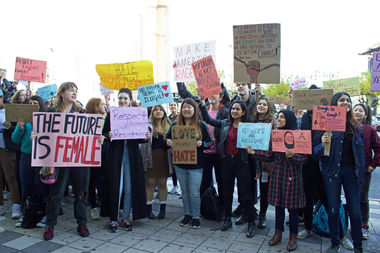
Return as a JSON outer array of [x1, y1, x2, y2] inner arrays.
[[268, 229, 283, 246], [287, 232, 297, 251]]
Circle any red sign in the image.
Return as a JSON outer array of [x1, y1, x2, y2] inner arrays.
[[14, 57, 47, 83], [312, 105, 346, 131], [191, 55, 222, 98], [271, 130, 312, 154]]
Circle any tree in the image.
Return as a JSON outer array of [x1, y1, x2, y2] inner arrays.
[[186, 81, 197, 96], [262, 77, 291, 97]]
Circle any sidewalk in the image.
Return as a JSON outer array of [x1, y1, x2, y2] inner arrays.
[[0, 185, 379, 253]]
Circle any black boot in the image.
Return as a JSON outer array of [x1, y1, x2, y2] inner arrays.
[[146, 204, 156, 219], [157, 204, 166, 219], [246, 222, 256, 238], [220, 217, 232, 231], [258, 212, 266, 229]]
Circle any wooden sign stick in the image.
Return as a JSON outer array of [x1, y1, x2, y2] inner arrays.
[[323, 131, 331, 156]]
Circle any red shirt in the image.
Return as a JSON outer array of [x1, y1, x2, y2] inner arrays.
[[225, 125, 240, 156]]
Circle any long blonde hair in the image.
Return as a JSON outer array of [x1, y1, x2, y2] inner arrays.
[[54, 82, 82, 112], [150, 105, 170, 138]]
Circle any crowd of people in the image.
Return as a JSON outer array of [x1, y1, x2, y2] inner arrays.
[[0, 76, 379, 253]]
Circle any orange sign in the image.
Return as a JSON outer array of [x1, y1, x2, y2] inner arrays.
[[271, 130, 312, 154], [312, 105, 346, 131], [191, 56, 222, 98]]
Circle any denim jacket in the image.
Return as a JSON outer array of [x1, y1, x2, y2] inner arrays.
[[313, 127, 366, 183]]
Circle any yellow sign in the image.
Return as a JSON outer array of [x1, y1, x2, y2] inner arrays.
[[96, 60, 154, 91]]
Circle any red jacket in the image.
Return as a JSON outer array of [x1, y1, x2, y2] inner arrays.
[[362, 124, 380, 169]]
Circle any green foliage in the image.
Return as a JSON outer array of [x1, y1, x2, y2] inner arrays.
[[186, 81, 197, 96], [262, 77, 291, 97], [359, 71, 380, 108]]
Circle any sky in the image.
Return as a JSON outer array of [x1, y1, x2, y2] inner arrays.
[[1, 0, 379, 103]]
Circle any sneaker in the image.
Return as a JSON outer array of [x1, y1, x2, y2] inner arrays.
[[77, 224, 90, 237], [298, 229, 312, 239], [326, 244, 340, 253], [108, 221, 118, 233], [168, 185, 178, 194], [362, 225, 369, 240], [36, 216, 47, 228], [11, 204, 21, 219], [191, 219, 200, 229], [121, 218, 133, 231], [177, 188, 182, 196], [91, 207, 100, 220], [340, 235, 353, 250], [180, 215, 192, 227], [15, 216, 23, 227], [43, 226, 54, 240]]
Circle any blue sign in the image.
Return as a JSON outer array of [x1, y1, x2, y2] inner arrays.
[[37, 84, 58, 102], [237, 122, 272, 150], [99, 83, 114, 95], [138, 81, 173, 107]]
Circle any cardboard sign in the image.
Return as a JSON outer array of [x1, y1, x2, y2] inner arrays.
[[99, 83, 115, 95], [191, 56, 222, 98], [5, 104, 39, 122], [171, 126, 197, 164], [96, 60, 154, 91], [110, 107, 148, 140], [137, 81, 173, 107], [271, 130, 312, 154], [31, 112, 103, 167], [290, 77, 307, 90], [38, 84, 57, 102], [173, 40, 216, 83], [268, 96, 293, 106], [237, 123, 272, 150], [371, 51, 380, 91], [312, 105, 346, 131], [14, 57, 47, 83], [293, 89, 333, 110], [233, 24, 281, 84], [323, 77, 361, 96]]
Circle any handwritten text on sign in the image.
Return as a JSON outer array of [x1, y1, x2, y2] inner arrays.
[[192, 56, 221, 98], [172, 126, 197, 164], [174, 40, 215, 83], [290, 77, 307, 90], [31, 113, 103, 167], [110, 107, 148, 140], [323, 77, 360, 96], [271, 130, 312, 154], [293, 89, 333, 110], [312, 105, 346, 132], [237, 123, 272, 150], [14, 57, 47, 83], [137, 81, 173, 107], [96, 60, 154, 91], [371, 51, 380, 91]]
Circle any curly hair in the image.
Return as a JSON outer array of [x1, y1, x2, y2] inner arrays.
[[251, 96, 275, 123]]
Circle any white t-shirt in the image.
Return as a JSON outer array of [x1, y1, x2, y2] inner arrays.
[[0, 109, 6, 149]]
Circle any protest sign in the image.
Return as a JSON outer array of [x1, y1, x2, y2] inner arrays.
[[293, 89, 333, 110], [290, 77, 307, 90], [96, 60, 154, 91], [38, 84, 57, 102], [5, 104, 39, 122], [237, 123, 272, 150], [110, 107, 148, 140], [191, 56, 222, 98], [323, 77, 361, 96], [171, 126, 197, 164], [14, 57, 47, 83], [233, 23, 281, 84], [271, 130, 312, 154], [173, 40, 216, 83], [371, 51, 380, 91], [31, 112, 103, 167], [137, 81, 173, 107], [312, 105, 346, 131], [99, 83, 115, 95], [268, 96, 292, 106]]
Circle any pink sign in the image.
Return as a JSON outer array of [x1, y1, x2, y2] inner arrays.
[[271, 130, 312, 154], [371, 51, 380, 91], [31, 112, 103, 167], [14, 57, 47, 83], [191, 56, 222, 98], [110, 107, 148, 140], [312, 105, 346, 131]]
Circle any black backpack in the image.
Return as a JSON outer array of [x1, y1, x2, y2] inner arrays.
[[22, 192, 45, 228], [200, 186, 222, 221]]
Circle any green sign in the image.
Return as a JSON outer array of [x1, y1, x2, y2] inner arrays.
[[323, 77, 360, 96]]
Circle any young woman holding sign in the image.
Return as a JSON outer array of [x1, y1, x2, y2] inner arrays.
[[248, 110, 307, 251], [165, 98, 213, 229], [100, 88, 149, 233], [315, 92, 365, 253], [198, 98, 257, 238]]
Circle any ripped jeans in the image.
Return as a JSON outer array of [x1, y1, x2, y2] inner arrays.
[[46, 167, 90, 226]]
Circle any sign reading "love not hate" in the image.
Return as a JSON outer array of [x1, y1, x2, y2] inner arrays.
[[14, 57, 47, 83], [172, 126, 197, 164], [137, 81, 173, 107], [312, 105, 346, 131], [110, 107, 148, 140]]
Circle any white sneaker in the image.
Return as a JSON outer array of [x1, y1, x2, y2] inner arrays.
[[36, 216, 47, 227], [11, 204, 21, 219], [91, 207, 100, 220], [298, 229, 312, 239], [168, 186, 178, 194], [15, 216, 23, 227], [340, 235, 353, 250]]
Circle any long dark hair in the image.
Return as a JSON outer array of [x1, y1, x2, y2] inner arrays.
[[177, 98, 202, 139], [30, 95, 47, 112], [330, 92, 360, 132], [251, 96, 275, 123], [229, 100, 250, 122]]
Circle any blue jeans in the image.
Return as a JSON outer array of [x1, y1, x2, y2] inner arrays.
[[322, 165, 362, 249], [174, 165, 202, 219], [120, 141, 132, 219]]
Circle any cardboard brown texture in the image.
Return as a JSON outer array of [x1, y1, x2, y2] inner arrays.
[[171, 126, 197, 165], [5, 104, 39, 123], [268, 96, 292, 106], [293, 89, 333, 110]]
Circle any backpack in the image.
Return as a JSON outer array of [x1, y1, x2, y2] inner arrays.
[[22, 192, 45, 228], [312, 200, 347, 237], [200, 186, 222, 221]]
